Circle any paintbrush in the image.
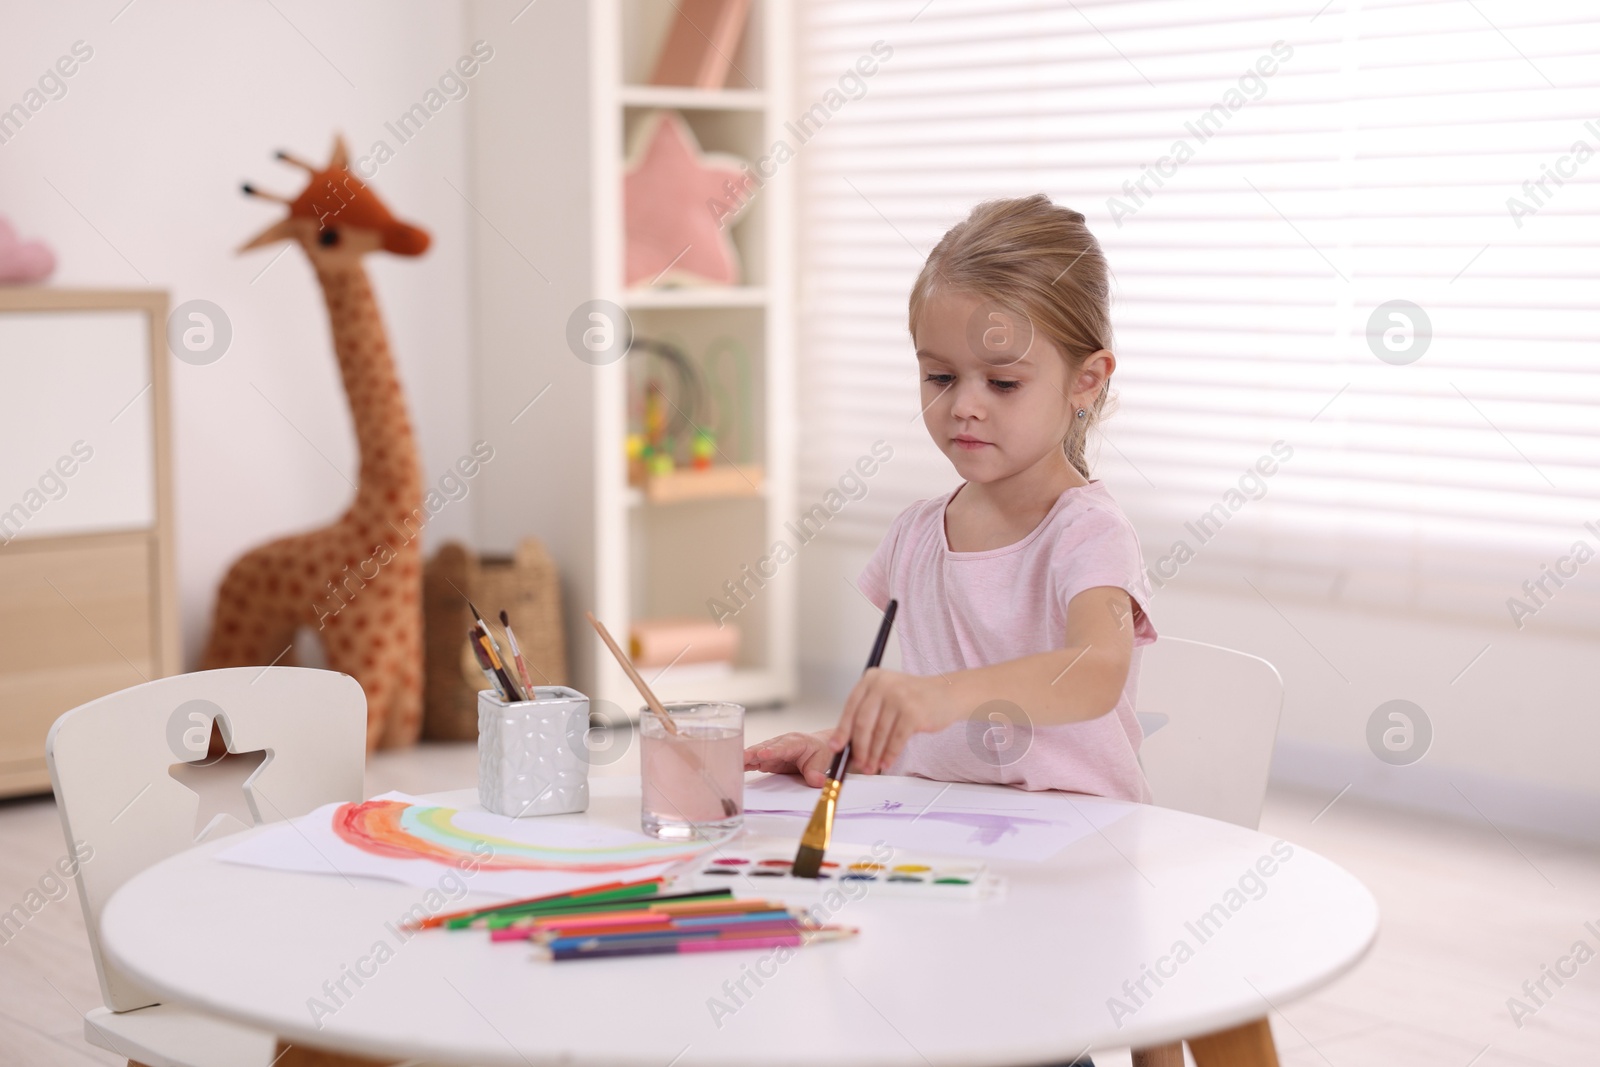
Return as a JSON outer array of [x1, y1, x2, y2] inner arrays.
[[471, 629, 523, 704], [791, 598, 898, 879], [585, 612, 678, 736], [499, 609, 538, 695], [468, 600, 525, 701], [585, 611, 739, 819], [467, 628, 510, 700]]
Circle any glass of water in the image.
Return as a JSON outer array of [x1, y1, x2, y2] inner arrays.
[[639, 701, 745, 840]]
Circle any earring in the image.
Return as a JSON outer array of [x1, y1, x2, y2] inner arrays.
[[1075, 408, 1087, 419]]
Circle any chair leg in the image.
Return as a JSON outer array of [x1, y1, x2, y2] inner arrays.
[[271, 1039, 400, 1066], [1132, 1041, 1186, 1067], [1187, 1016, 1279, 1067]]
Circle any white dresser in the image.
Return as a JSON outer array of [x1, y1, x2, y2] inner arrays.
[[0, 289, 179, 796]]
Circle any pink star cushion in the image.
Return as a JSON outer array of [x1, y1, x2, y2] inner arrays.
[[623, 110, 757, 288], [0, 216, 56, 285]]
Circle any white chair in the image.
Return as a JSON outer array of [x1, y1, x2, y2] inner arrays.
[[1124, 637, 1286, 1067], [46, 667, 367, 1067], [1135, 635, 1285, 830]]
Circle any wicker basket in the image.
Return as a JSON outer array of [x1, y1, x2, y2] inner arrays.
[[422, 538, 569, 741]]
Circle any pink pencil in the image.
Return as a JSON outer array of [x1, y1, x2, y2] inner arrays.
[[538, 927, 856, 961]]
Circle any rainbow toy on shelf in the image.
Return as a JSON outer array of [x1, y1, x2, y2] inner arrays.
[[625, 335, 762, 504]]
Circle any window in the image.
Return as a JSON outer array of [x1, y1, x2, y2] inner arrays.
[[797, 0, 1600, 630]]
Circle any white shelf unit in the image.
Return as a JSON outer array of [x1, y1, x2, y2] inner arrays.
[[468, 0, 796, 717]]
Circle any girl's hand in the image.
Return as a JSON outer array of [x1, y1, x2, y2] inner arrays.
[[744, 731, 836, 788], [830, 668, 961, 775]]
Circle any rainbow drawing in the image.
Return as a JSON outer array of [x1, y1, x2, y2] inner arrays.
[[332, 799, 709, 872]]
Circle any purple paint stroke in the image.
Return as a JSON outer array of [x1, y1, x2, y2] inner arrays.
[[744, 808, 1053, 848]]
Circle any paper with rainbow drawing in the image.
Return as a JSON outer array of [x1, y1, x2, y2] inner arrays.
[[216, 791, 712, 899]]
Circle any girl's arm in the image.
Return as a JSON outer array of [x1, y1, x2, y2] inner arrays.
[[831, 586, 1138, 775]]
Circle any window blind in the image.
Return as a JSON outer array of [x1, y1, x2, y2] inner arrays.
[[796, 0, 1600, 631]]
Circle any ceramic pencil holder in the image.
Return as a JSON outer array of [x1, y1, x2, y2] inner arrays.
[[477, 686, 590, 818]]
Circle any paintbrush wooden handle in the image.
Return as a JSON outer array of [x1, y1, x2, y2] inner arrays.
[[586, 612, 678, 736]]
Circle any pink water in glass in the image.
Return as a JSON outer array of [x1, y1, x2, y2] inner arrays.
[[639, 702, 744, 839]]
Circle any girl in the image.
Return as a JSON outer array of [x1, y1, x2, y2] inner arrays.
[[749, 194, 1174, 1067], [745, 192, 1158, 804]]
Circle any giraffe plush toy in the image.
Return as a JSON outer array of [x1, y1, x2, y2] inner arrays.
[[202, 135, 429, 751]]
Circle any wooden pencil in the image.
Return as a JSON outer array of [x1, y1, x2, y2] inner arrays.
[[536, 927, 857, 961], [411, 877, 667, 930]]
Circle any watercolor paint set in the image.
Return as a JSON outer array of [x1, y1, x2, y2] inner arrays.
[[674, 845, 1002, 900]]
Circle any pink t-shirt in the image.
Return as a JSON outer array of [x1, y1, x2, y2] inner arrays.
[[857, 479, 1157, 802]]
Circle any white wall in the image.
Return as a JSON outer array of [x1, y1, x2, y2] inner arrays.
[[0, 0, 478, 666]]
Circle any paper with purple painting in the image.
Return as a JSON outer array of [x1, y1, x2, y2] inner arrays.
[[742, 774, 1135, 861]]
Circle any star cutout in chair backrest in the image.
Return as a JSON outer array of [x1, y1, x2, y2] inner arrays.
[[167, 718, 270, 842]]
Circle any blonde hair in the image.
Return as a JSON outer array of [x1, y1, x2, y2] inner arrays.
[[908, 194, 1113, 479]]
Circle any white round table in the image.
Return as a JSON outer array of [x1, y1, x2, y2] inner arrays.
[[100, 776, 1377, 1067]]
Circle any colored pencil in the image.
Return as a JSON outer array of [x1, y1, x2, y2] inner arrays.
[[542, 912, 801, 938], [503, 916, 813, 944], [544, 921, 820, 949], [446, 887, 737, 931], [550, 915, 811, 939], [537, 927, 857, 961], [494, 905, 800, 942], [487, 899, 782, 940], [522, 898, 779, 926], [411, 877, 667, 930], [478, 889, 738, 926]]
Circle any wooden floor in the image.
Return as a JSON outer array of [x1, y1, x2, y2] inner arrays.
[[3, 701, 1595, 1066]]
